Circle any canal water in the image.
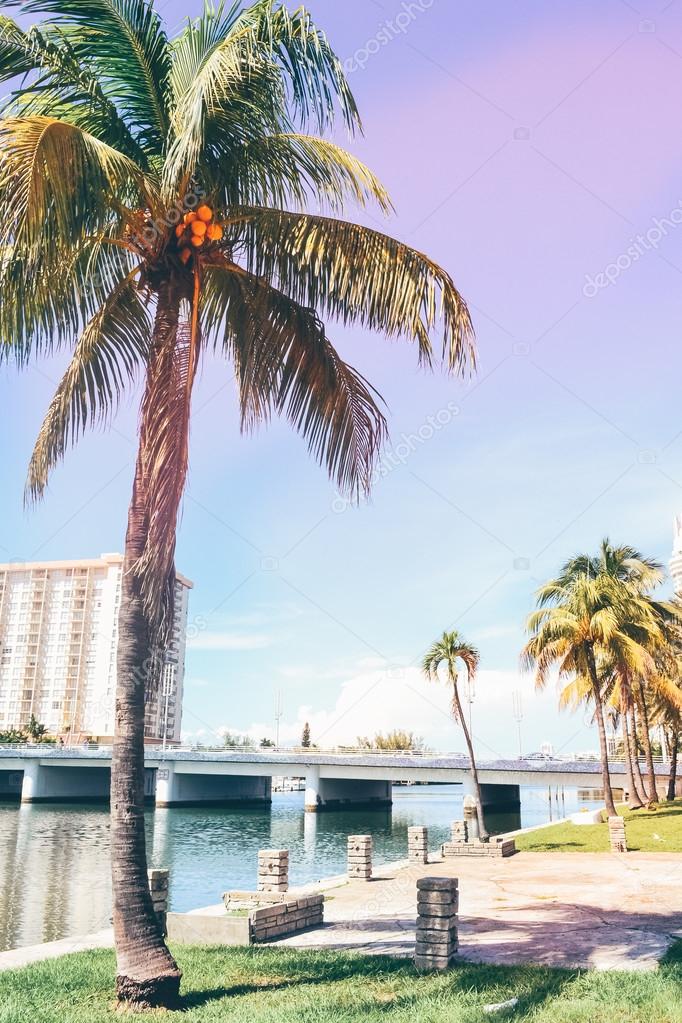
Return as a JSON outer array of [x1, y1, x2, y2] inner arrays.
[[0, 783, 602, 952]]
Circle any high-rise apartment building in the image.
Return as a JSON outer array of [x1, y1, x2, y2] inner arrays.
[[671, 516, 682, 596], [0, 554, 192, 742]]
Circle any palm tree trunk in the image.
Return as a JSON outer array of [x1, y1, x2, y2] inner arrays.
[[621, 701, 643, 809], [636, 680, 658, 803], [586, 646, 617, 817], [666, 726, 679, 802], [451, 680, 488, 840], [111, 287, 182, 1009], [628, 704, 648, 804]]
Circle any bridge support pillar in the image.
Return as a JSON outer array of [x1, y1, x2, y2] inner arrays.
[[155, 764, 272, 808], [305, 775, 392, 812], [304, 767, 321, 812], [20, 760, 39, 803]]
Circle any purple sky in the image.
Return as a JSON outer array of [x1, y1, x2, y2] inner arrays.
[[3, 0, 682, 755]]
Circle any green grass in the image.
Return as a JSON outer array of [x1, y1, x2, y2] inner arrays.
[[2, 944, 682, 1022], [515, 800, 682, 853]]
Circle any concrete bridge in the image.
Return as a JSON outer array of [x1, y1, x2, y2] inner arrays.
[[0, 746, 674, 812]]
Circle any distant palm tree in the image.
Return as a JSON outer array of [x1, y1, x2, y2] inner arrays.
[[551, 540, 677, 804], [0, 0, 474, 1007], [422, 630, 487, 840], [523, 569, 669, 817]]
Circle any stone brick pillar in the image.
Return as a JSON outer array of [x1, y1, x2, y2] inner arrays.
[[408, 826, 428, 864], [258, 849, 289, 892], [415, 876, 459, 971], [148, 868, 169, 936], [463, 795, 479, 839], [451, 820, 468, 844], [608, 816, 627, 853], [347, 835, 372, 880]]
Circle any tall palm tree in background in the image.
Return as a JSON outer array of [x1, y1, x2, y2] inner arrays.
[[0, 0, 475, 1007], [566, 540, 679, 803], [647, 617, 682, 802], [523, 573, 665, 818], [524, 541, 677, 817], [422, 630, 488, 840]]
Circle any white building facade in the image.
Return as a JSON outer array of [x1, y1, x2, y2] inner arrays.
[[671, 516, 682, 596], [0, 554, 192, 743]]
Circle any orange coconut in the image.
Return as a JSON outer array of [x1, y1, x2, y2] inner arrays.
[[191, 219, 207, 236], [175, 224, 185, 237], [196, 204, 213, 222], [190, 234, 203, 247], [183, 211, 197, 224], [206, 223, 223, 241]]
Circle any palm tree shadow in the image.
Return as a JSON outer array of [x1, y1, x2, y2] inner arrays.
[[179, 953, 411, 1009]]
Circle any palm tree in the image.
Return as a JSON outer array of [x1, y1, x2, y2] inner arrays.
[[522, 572, 665, 818], [558, 665, 646, 809], [543, 540, 676, 806], [645, 617, 682, 802], [0, 1, 475, 1007], [422, 630, 487, 839]]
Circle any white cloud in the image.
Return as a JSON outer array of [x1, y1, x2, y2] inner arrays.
[[188, 631, 271, 651], [245, 664, 538, 755]]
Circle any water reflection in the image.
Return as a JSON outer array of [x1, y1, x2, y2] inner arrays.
[[0, 784, 601, 952]]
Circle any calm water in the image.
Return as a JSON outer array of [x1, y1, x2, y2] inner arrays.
[[0, 784, 601, 952]]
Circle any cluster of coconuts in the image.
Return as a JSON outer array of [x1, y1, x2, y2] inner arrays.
[[175, 205, 223, 264]]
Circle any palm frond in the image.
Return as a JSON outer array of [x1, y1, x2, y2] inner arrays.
[[204, 263, 388, 496], [0, 115, 153, 260], [25, 268, 149, 501], [21, 0, 171, 153], [163, 0, 359, 199], [229, 207, 474, 372], [0, 234, 140, 362], [215, 133, 392, 212], [0, 15, 149, 163]]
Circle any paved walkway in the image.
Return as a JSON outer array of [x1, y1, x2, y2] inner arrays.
[[2, 851, 681, 974], [0, 929, 113, 972], [277, 852, 682, 971]]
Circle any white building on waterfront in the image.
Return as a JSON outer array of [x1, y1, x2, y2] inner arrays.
[[0, 554, 192, 743], [671, 516, 682, 596]]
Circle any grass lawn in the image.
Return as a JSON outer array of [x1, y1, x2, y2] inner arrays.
[[2, 944, 682, 1023], [515, 800, 682, 853]]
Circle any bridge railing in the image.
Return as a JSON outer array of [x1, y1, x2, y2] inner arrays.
[[0, 741, 667, 763]]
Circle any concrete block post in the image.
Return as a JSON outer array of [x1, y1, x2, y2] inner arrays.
[[463, 796, 479, 840], [408, 826, 428, 864], [258, 849, 289, 892], [608, 816, 627, 853], [414, 876, 459, 971], [148, 868, 169, 936], [347, 835, 372, 880], [451, 820, 468, 845]]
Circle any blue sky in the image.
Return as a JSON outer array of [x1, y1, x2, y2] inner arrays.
[[3, 0, 682, 755]]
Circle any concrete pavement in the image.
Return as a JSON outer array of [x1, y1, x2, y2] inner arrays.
[[2, 851, 681, 974], [276, 851, 682, 971]]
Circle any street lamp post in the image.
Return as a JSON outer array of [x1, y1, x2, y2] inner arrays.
[[464, 670, 475, 750], [274, 690, 283, 749], [512, 690, 523, 758]]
